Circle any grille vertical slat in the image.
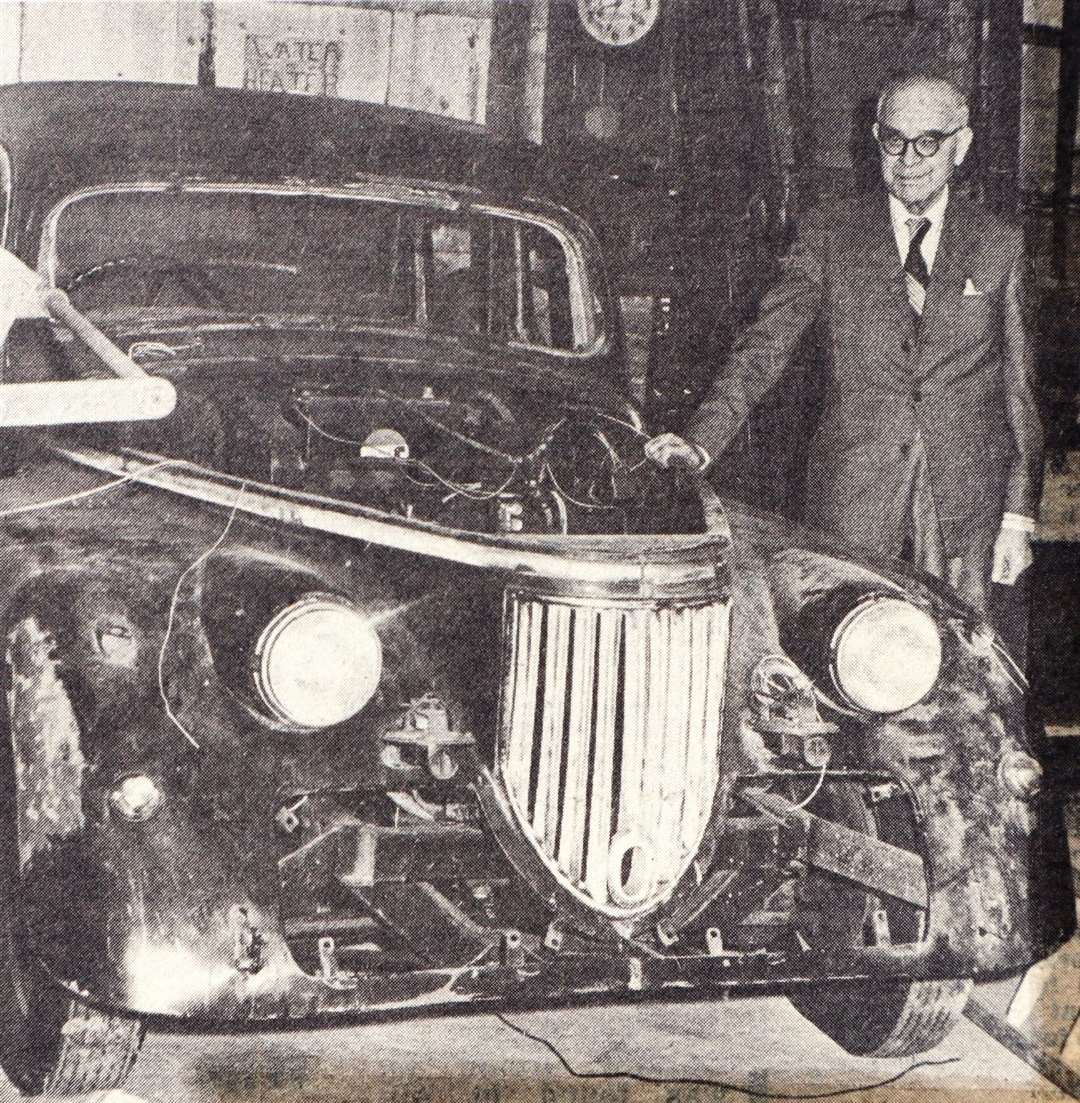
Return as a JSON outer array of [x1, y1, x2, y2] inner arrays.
[[702, 604, 725, 799], [504, 599, 543, 802], [585, 610, 621, 903], [559, 607, 597, 881], [619, 608, 649, 836], [534, 603, 571, 847], [682, 606, 711, 849], [645, 608, 671, 875], [662, 608, 694, 862], [499, 588, 729, 916]]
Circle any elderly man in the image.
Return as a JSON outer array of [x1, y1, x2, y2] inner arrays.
[[646, 73, 1041, 613]]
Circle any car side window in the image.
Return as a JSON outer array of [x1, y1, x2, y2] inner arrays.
[[428, 215, 576, 350]]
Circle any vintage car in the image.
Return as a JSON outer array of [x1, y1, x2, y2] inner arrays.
[[0, 82, 1070, 1096]]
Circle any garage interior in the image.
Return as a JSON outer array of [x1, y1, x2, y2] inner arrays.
[[2, 0, 1080, 1098]]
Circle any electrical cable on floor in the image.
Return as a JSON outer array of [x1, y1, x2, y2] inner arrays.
[[492, 1012, 959, 1100]]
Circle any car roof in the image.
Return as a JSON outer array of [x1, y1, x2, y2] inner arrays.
[[0, 83, 572, 255], [0, 81, 537, 185]]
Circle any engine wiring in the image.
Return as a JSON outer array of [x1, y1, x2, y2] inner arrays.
[[294, 401, 523, 501], [541, 459, 618, 511], [290, 392, 650, 523], [374, 387, 526, 465], [410, 456, 521, 502]]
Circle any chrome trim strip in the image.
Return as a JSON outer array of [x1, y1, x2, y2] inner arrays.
[[46, 442, 726, 587]]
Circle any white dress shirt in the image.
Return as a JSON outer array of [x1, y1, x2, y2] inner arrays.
[[888, 186, 948, 273]]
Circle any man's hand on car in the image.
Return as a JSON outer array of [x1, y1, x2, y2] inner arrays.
[[644, 432, 711, 471]]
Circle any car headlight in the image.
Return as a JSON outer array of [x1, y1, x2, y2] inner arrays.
[[829, 595, 941, 713], [252, 594, 381, 729]]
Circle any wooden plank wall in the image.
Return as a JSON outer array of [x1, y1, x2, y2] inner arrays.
[[0, 1, 493, 126]]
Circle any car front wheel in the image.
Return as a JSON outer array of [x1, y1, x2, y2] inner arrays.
[[786, 780, 972, 1057]]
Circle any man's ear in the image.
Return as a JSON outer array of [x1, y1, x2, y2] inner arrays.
[[871, 122, 881, 142], [954, 126, 973, 165]]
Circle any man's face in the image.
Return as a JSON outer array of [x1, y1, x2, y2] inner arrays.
[[874, 83, 972, 211]]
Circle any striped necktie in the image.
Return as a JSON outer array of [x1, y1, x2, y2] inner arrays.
[[904, 217, 931, 316]]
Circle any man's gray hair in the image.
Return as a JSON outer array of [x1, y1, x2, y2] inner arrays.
[[876, 74, 970, 128]]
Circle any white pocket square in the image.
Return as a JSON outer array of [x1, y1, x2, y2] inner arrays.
[[962, 278, 984, 296]]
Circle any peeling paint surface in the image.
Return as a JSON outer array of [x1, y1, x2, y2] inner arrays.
[[7, 616, 86, 871]]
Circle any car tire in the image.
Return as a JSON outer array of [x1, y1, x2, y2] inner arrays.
[[0, 615, 145, 1096], [786, 780, 972, 1057], [789, 977, 972, 1058], [0, 950, 145, 1097]]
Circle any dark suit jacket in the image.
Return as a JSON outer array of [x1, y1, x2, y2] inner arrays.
[[686, 192, 1042, 558]]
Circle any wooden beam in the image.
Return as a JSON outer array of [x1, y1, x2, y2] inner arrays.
[[1053, 0, 1080, 280], [487, 0, 548, 142], [965, 998, 1080, 1098], [985, 0, 1024, 214]]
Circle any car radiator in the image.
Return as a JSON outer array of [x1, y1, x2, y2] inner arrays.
[[497, 584, 730, 915]]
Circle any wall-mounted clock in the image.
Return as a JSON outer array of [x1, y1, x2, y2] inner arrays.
[[577, 0, 660, 47]]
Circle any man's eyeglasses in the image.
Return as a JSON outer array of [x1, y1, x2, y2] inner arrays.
[[876, 124, 965, 158]]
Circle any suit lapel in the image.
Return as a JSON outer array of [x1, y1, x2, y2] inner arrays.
[[918, 197, 979, 343], [851, 196, 911, 341], [861, 195, 905, 285]]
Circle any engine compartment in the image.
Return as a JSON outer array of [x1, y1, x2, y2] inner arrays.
[[98, 359, 700, 537]]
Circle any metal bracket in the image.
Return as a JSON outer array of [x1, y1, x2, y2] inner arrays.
[[544, 921, 564, 951], [383, 695, 474, 780], [318, 935, 340, 982], [868, 906, 892, 947], [230, 906, 264, 974], [275, 794, 308, 834], [502, 928, 525, 969], [740, 787, 928, 907]]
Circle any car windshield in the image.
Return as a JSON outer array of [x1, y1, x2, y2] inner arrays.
[[50, 186, 597, 353]]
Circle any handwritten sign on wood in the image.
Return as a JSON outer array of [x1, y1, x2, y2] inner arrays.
[[243, 35, 343, 97]]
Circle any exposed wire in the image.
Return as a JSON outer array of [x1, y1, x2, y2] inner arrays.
[[294, 406, 374, 449], [542, 460, 616, 512], [294, 403, 521, 502], [990, 635, 1028, 695], [157, 482, 247, 750], [492, 1012, 959, 1099], [812, 683, 863, 719], [563, 406, 650, 439], [788, 749, 831, 811], [411, 456, 520, 502], [0, 457, 185, 520]]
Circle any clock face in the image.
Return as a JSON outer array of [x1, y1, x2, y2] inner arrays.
[[578, 0, 659, 47]]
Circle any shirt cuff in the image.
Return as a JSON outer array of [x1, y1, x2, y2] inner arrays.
[[693, 444, 712, 472], [1001, 512, 1036, 534]]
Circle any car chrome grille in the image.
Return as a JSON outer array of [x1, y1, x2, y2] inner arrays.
[[498, 588, 729, 916]]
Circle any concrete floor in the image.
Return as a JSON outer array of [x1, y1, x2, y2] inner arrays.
[[46, 991, 1065, 1103]]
